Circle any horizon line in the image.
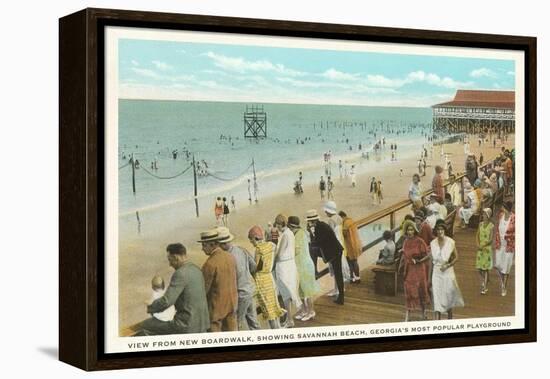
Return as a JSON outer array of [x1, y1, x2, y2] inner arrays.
[[117, 97, 435, 109]]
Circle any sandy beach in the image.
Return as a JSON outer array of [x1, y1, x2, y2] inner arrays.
[[118, 134, 514, 328]]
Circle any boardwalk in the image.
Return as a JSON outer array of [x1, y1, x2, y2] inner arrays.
[[122, 221, 515, 336], [296, 226, 515, 327]]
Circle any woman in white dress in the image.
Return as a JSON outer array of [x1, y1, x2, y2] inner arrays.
[[430, 219, 464, 320], [273, 214, 302, 327], [458, 182, 480, 228], [447, 174, 462, 208], [494, 201, 516, 296]]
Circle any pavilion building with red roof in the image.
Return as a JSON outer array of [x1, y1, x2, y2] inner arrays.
[[432, 89, 515, 134]]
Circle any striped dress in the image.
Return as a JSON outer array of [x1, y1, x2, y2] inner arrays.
[[253, 242, 285, 321]]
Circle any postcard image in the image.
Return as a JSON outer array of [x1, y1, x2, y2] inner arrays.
[[103, 26, 525, 354]]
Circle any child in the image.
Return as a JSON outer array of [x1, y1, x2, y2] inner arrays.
[[148, 275, 176, 322]]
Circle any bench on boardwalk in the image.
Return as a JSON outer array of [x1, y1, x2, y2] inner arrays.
[[369, 209, 456, 296], [370, 261, 401, 296]]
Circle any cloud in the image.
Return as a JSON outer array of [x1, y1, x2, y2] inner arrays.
[[152, 60, 173, 71], [131, 60, 139, 66], [203, 51, 305, 76], [507, 71, 515, 76], [131, 68, 164, 80], [321, 68, 358, 81], [363, 71, 473, 89], [470, 68, 497, 78]]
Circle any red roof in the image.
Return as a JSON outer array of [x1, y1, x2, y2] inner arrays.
[[433, 90, 515, 110]]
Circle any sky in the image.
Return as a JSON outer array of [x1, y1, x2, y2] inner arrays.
[[118, 38, 516, 107]]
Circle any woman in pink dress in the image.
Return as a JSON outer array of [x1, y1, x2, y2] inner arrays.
[[398, 220, 431, 321]]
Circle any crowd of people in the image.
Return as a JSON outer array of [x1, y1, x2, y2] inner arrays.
[[136, 199, 367, 335], [135, 136, 516, 334]]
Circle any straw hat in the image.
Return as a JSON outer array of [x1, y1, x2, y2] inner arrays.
[[323, 201, 337, 215], [306, 209, 320, 221], [482, 208, 492, 218], [216, 227, 234, 243], [197, 229, 220, 243]]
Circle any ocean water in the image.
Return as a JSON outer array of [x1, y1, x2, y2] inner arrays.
[[118, 100, 433, 216]]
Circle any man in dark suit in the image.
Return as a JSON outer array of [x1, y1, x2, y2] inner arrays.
[[306, 209, 345, 305]]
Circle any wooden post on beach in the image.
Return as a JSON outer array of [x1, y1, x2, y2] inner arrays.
[[192, 154, 199, 218], [131, 153, 136, 196]]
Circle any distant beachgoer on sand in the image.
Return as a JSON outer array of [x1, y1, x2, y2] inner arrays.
[[327, 176, 334, 200], [247, 179, 252, 204], [377, 180, 383, 204], [370, 177, 378, 205], [423, 159, 427, 177], [418, 160, 423, 175], [214, 197, 223, 225], [400, 168, 404, 177], [231, 196, 236, 210], [339, 160, 343, 178], [222, 197, 230, 226], [350, 165, 356, 187], [409, 174, 423, 209], [319, 176, 326, 199], [148, 275, 176, 322]]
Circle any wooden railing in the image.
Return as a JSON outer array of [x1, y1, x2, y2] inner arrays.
[[353, 157, 499, 253]]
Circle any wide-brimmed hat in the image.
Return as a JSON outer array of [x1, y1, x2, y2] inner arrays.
[[197, 229, 220, 243], [216, 227, 234, 243], [402, 219, 419, 235], [288, 216, 300, 228], [482, 208, 492, 218], [306, 209, 320, 221], [323, 201, 337, 215]]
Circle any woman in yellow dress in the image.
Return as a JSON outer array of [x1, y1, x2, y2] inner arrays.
[[248, 225, 285, 329], [476, 208, 494, 294]]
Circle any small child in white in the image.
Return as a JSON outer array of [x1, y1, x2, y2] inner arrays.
[[149, 275, 176, 322]]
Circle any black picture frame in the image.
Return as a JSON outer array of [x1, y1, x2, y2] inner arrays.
[[59, 7, 537, 371]]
